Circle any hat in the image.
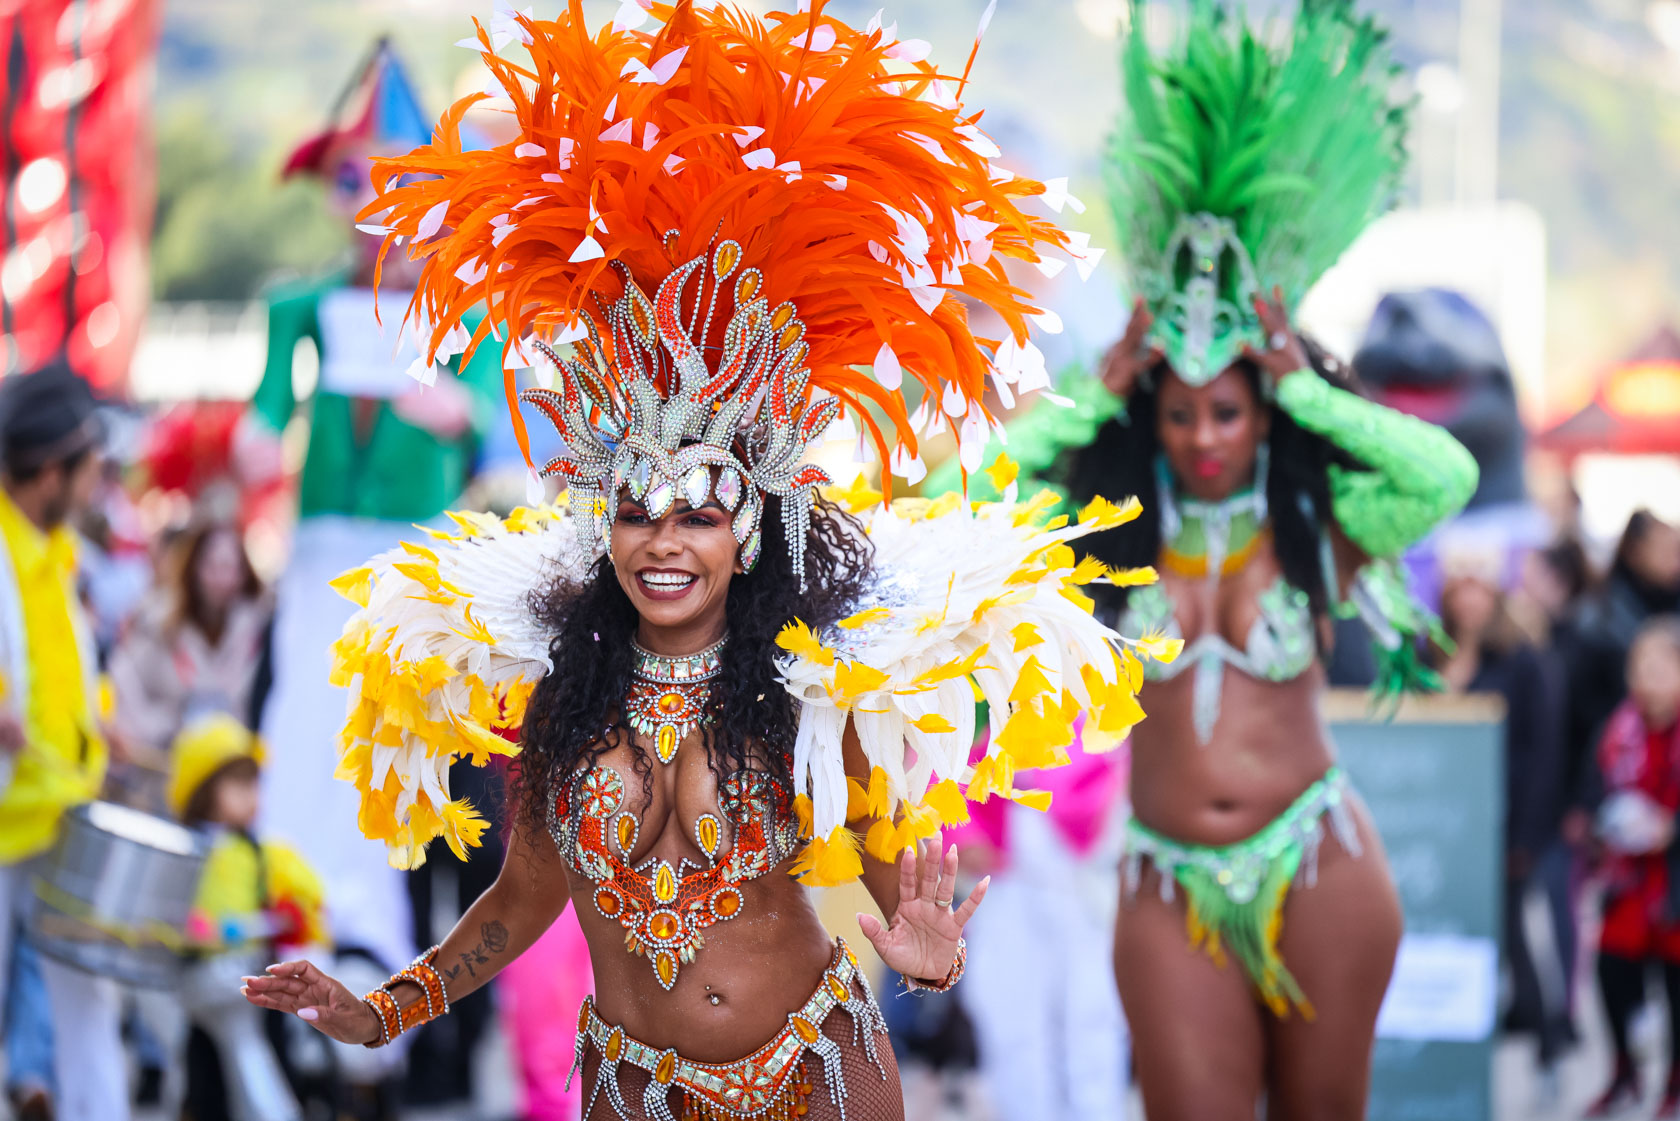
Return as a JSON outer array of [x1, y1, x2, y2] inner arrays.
[[167, 714, 265, 818], [0, 360, 102, 474], [283, 39, 432, 180]]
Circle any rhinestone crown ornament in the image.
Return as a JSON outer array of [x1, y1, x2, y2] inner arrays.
[[523, 241, 836, 586]]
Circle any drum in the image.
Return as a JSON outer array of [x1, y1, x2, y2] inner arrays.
[[30, 800, 207, 988]]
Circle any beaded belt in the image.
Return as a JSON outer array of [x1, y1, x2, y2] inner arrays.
[[568, 939, 887, 1121]]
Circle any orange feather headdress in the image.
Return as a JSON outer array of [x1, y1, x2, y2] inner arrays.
[[362, 0, 1075, 574]]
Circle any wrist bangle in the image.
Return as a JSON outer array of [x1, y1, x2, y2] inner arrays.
[[902, 937, 967, 995], [359, 945, 450, 1049]]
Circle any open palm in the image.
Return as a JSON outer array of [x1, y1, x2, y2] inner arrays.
[[857, 838, 988, 984], [242, 960, 378, 1045]]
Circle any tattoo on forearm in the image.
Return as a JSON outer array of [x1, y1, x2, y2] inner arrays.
[[450, 920, 510, 980]]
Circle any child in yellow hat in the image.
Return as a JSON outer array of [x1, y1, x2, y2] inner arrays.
[[167, 714, 329, 1121]]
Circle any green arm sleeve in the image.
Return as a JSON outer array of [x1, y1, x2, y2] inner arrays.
[[922, 371, 1125, 501], [250, 288, 321, 434], [1274, 368, 1479, 559]]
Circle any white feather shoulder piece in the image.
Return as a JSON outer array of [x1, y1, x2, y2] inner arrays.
[[777, 480, 1170, 886], [329, 506, 593, 869]]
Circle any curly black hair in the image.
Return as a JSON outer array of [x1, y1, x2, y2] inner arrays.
[[514, 493, 873, 836], [1057, 341, 1368, 627]]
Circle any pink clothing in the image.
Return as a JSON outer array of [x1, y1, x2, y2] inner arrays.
[[497, 908, 594, 1120], [953, 719, 1129, 868]]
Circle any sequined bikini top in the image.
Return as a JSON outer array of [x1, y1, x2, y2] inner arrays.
[[546, 634, 803, 990], [1116, 450, 1318, 743]]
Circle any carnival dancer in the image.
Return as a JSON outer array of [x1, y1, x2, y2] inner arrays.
[[245, 41, 503, 986], [242, 3, 1160, 1117], [991, 3, 1475, 1116], [0, 363, 123, 1121]]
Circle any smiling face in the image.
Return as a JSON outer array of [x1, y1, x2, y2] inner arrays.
[[1155, 364, 1271, 502], [610, 490, 742, 654]]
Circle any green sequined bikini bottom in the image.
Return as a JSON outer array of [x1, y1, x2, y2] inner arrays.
[[1121, 768, 1360, 1016]]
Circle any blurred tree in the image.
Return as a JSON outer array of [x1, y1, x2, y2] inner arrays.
[[150, 108, 347, 302]]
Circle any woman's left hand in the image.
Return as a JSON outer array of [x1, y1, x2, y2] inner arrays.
[[1241, 286, 1313, 386], [857, 837, 988, 984]]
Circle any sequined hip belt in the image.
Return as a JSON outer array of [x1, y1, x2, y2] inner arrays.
[[569, 938, 888, 1121], [1120, 767, 1362, 1016]]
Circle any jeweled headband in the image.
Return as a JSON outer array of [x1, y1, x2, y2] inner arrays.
[[1106, 0, 1407, 386], [524, 239, 833, 582]]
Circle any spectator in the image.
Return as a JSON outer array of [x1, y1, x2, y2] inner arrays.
[[1570, 512, 1680, 807], [109, 520, 270, 772], [1435, 555, 1574, 1073], [0, 362, 127, 1121], [1585, 618, 1680, 1117]]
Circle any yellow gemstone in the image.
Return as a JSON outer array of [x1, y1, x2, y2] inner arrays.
[[779, 321, 801, 348], [616, 815, 636, 851], [716, 241, 741, 276], [790, 1016, 819, 1044], [577, 999, 592, 1030], [736, 271, 760, 303], [606, 1026, 624, 1061], [654, 863, 677, 903], [770, 303, 794, 329], [655, 1050, 677, 1084], [656, 951, 677, 987], [697, 815, 720, 856], [826, 975, 848, 1001], [658, 725, 679, 763]]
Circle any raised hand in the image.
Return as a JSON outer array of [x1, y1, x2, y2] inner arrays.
[[1100, 297, 1163, 397], [857, 837, 988, 984], [242, 960, 380, 1046], [1241, 286, 1313, 385]]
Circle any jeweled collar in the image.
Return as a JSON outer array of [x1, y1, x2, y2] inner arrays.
[[1156, 445, 1269, 580], [630, 635, 727, 685]]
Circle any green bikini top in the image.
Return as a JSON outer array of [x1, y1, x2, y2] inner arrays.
[[1119, 450, 1319, 742]]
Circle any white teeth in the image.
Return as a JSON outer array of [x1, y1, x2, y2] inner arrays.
[[641, 572, 696, 588]]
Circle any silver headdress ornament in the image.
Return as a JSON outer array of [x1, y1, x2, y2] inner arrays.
[[522, 238, 838, 587]]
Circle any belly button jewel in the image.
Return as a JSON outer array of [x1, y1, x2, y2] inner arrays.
[[709, 993, 721, 1006]]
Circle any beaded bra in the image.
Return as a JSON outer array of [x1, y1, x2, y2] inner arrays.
[[549, 637, 800, 990]]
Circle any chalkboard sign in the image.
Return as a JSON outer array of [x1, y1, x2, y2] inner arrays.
[[1327, 690, 1505, 1121]]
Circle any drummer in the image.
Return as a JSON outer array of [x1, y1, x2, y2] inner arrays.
[[0, 361, 128, 1121]]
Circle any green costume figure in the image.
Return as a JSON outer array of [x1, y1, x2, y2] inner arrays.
[[248, 45, 502, 1003]]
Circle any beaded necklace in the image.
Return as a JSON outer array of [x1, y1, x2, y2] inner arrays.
[[625, 636, 725, 763]]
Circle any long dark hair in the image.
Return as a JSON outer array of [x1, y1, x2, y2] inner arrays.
[[515, 494, 873, 835], [170, 521, 263, 645], [1057, 341, 1367, 625]]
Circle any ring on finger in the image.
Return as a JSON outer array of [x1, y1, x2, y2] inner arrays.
[[1269, 331, 1289, 351], [935, 897, 954, 909]]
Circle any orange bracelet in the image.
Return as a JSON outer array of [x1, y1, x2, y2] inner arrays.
[[360, 945, 450, 1048], [902, 937, 967, 995]]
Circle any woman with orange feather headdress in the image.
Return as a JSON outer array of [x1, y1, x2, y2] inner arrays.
[[242, 3, 1162, 1118]]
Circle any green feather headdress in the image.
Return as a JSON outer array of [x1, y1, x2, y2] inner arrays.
[[1107, 0, 1408, 385]]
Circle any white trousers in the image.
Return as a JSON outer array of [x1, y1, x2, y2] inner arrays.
[[0, 861, 130, 1121], [960, 810, 1131, 1121]]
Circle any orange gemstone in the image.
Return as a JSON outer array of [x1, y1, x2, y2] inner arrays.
[[825, 975, 848, 1001], [654, 863, 677, 903], [656, 951, 677, 987], [657, 691, 684, 714], [657, 724, 679, 763], [655, 1050, 677, 1084], [649, 911, 680, 940], [616, 815, 636, 850], [606, 1026, 624, 1061], [790, 1016, 819, 1044], [577, 1000, 592, 1030], [714, 889, 740, 917], [697, 815, 720, 856], [595, 889, 620, 917]]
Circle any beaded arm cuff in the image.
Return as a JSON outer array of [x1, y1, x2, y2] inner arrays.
[[360, 945, 450, 1049], [902, 938, 967, 995]]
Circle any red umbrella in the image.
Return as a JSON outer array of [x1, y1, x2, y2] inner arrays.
[[1538, 328, 1680, 459]]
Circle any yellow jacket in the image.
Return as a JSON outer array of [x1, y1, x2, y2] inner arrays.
[[187, 830, 329, 951], [0, 490, 103, 863]]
